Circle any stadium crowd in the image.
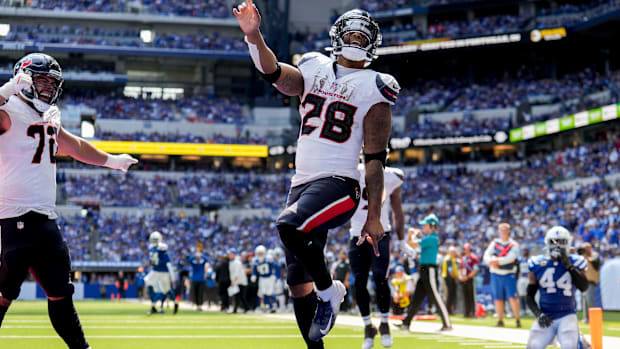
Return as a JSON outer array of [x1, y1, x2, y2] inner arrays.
[[4, 24, 246, 51], [95, 131, 267, 145], [2, 0, 231, 18], [59, 173, 262, 207], [62, 93, 248, 124]]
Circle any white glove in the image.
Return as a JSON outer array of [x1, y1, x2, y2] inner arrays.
[[399, 240, 416, 259], [0, 72, 33, 99], [104, 153, 138, 172], [250, 275, 257, 283]]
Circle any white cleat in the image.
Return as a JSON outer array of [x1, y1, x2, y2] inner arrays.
[[379, 323, 393, 347]]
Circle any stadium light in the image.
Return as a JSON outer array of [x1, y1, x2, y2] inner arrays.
[[0, 24, 10, 37], [140, 29, 154, 43]]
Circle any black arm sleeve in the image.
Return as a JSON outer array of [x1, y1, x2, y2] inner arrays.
[[526, 283, 542, 317], [568, 266, 589, 292]]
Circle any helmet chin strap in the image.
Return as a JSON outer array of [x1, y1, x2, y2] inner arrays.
[[19, 89, 52, 113], [32, 98, 52, 113], [340, 46, 368, 63]]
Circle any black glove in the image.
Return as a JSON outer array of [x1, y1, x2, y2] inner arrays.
[[537, 313, 553, 328], [559, 249, 572, 268]]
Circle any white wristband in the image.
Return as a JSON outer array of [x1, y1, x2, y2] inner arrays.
[[245, 36, 265, 73]]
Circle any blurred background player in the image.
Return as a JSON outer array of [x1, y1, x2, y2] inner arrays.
[[348, 157, 407, 349], [483, 223, 521, 327], [526, 226, 589, 349], [400, 214, 452, 331], [252, 245, 278, 312], [234, 1, 396, 347], [145, 231, 179, 315], [459, 243, 479, 318], [0, 52, 137, 349], [188, 248, 208, 311]]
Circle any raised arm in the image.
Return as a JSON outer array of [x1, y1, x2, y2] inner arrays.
[[57, 126, 138, 171], [234, 0, 303, 97], [359, 102, 392, 256]]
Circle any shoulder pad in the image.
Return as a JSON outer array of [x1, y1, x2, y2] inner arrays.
[[157, 243, 168, 251], [528, 255, 544, 269], [297, 52, 329, 67], [387, 167, 405, 181], [375, 73, 400, 104], [570, 255, 588, 270]]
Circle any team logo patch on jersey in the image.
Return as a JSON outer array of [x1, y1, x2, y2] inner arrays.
[[540, 260, 547, 266], [17, 221, 24, 229]]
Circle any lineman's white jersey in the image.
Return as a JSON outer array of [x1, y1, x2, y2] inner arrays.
[[291, 52, 400, 187], [349, 165, 404, 238], [0, 96, 61, 219]]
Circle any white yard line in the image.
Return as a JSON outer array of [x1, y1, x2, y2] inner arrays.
[[267, 313, 620, 348], [2, 325, 299, 329]]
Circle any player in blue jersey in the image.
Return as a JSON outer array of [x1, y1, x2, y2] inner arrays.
[[145, 231, 179, 315], [251, 245, 278, 312], [526, 226, 589, 349]]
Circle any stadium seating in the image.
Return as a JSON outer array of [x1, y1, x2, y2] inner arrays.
[[4, 24, 245, 51], [58, 129, 620, 264], [3, 0, 232, 18]]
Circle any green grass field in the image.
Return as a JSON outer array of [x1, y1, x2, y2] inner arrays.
[[1, 301, 618, 349]]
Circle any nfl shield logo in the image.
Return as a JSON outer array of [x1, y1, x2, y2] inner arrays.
[[17, 221, 24, 230]]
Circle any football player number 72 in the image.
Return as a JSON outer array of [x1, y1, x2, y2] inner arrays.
[[27, 124, 58, 164], [301, 94, 357, 143], [539, 268, 572, 296]]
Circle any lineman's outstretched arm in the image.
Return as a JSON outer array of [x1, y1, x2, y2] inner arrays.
[[58, 127, 137, 172]]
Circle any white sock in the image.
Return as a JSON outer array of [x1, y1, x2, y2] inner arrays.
[[381, 313, 389, 323], [317, 283, 335, 301], [362, 315, 372, 326]]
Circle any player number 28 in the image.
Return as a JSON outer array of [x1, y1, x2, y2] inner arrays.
[[539, 267, 572, 296], [300, 94, 357, 143]]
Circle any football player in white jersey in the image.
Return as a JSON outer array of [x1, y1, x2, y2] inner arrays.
[[0, 53, 137, 349], [349, 158, 409, 349], [235, 2, 398, 347], [526, 226, 589, 349]]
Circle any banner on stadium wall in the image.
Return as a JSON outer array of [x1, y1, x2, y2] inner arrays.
[[90, 141, 268, 158], [376, 27, 566, 56], [509, 103, 620, 142], [388, 131, 508, 149]]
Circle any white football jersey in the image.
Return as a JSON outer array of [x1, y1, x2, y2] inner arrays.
[[349, 165, 404, 238], [0, 96, 61, 219], [291, 52, 400, 187]]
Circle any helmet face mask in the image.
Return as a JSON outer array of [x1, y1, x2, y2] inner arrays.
[[326, 9, 382, 67], [544, 226, 572, 259], [149, 231, 162, 246], [14, 53, 63, 113]]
